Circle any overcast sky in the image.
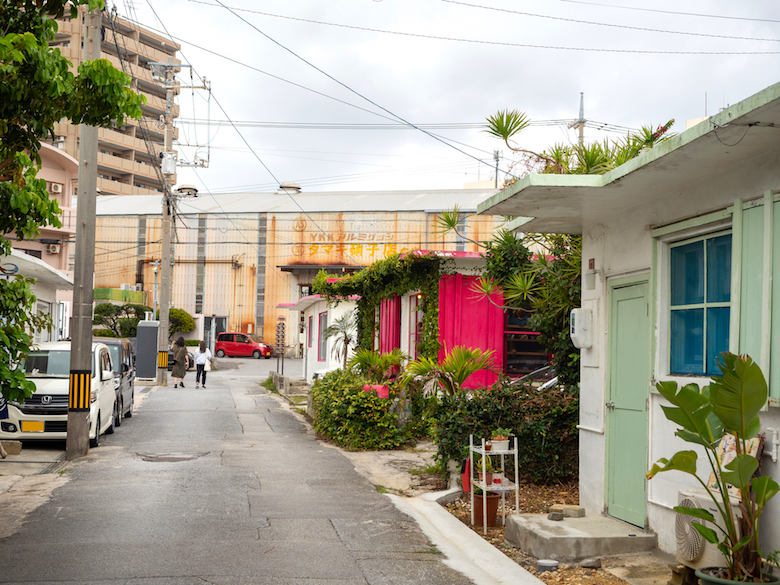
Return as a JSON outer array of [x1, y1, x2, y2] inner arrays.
[[115, 0, 780, 195]]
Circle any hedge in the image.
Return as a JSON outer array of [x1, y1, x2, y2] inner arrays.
[[431, 377, 579, 483], [310, 369, 404, 451]]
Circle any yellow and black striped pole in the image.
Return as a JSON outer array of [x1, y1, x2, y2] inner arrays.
[[158, 350, 169, 370], [68, 370, 91, 411]]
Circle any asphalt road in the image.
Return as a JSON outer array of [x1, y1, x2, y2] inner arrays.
[[0, 358, 473, 584]]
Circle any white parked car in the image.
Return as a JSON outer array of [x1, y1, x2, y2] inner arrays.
[[0, 341, 117, 447]]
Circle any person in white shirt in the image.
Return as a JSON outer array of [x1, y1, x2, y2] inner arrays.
[[194, 340, 212, 389]]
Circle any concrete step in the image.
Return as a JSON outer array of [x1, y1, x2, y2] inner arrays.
[[505, 514, 657, 562]]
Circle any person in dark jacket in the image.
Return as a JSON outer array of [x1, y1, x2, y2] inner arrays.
[[171, 336, 187, 388]]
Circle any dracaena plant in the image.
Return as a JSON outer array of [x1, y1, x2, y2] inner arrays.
[[647, 353, 779, 582]]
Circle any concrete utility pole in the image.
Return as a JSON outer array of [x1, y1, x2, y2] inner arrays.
[[155, 64, 176, 386], [66, 7, 101, 459], [568, 92, 586, 144]]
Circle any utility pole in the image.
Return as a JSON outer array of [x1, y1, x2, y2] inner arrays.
[[66, 7, 101, 459], [493, 150, 501, 188], [155, 64, 176, 386], [568, 92, 586, 144], [151, 63, 207, 385], [152, 259, 159, 317]]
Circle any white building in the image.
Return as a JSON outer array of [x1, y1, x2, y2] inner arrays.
[[478, 81, 780, 555]]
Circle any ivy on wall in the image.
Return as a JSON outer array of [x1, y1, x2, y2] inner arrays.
[[312, 253, 450, 360]]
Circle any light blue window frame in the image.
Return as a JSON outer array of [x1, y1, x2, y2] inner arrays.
[[669, 231, 732, 376]]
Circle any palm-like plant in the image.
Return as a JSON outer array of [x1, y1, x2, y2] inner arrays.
[[348, 347, 407, 384], [324, 309, 357, 369], [401, 346, 497, 397]]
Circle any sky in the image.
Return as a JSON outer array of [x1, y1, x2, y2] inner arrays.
[[114, 0, 780, 195]]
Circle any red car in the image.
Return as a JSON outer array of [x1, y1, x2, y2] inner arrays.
[[215, 332, 272, 359]]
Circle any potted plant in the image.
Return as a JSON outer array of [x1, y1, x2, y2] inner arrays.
[[474, 452, 494, 485], [472, 486, 501, 527], [491, 427, 513, 451], [647, 353, 779, 584]]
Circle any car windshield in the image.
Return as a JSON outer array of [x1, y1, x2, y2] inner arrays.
[[22, 350, 96, 377], [107, 345, 121, 374], [23, 350, 71, 378]]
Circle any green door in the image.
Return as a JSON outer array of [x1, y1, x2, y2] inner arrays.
[[607, 281, 649, 527]]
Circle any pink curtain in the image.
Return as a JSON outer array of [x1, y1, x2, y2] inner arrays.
[[438, 274, 504, 388], [379, 295, 401, 353]]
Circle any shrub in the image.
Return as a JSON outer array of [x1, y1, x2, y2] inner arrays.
[[92, 329, 116, 337], [431, 377, 578, 483], [184, 339, 200, 346], [311, 369, 404, 451]]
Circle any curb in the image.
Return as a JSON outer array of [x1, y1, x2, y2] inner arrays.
[[387, 491, 543, 585]]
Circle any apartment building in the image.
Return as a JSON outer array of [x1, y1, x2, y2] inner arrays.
[[49, 7, 181, 196]]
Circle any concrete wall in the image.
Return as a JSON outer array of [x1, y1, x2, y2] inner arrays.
[[300, 299, 358, 384], [580, 147, 780, 554]]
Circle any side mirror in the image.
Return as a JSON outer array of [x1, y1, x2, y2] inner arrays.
[[102, 369, 113, 382]]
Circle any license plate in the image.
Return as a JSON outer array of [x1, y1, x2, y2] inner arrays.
[[21, 420, 45, 432]]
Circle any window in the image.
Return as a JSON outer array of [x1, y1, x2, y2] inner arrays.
[[308, 316, 313, 348], [669, 232, 731, 375], [408, 295, 423, 359], [318, 312, 328, 361]]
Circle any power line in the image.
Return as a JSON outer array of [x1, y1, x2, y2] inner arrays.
[[558, 0, 780, 24], [442, 0, 780, 44], [187, 0, 780, 55]]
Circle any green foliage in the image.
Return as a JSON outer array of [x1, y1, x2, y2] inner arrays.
[[92, 328, 116, 337], [313, 252, 448, 360], [476, 233, 581, 389], [0, 276, 52, 402], [310, 369, 404, 451], [431, 377, 579, 483], [348, 348, 407, 384], [324, 309, 357, 369], [0, 0, 144, 402], [168, 307, 195, 339], [648, 354, 779, 582], [93, 302, 151, 337], [402, 346, 498, 397], [482, 230, 533, 287], [184, 339, 200, 347]]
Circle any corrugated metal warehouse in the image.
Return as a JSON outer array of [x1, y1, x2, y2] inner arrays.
[[94, 187, 505, 350]]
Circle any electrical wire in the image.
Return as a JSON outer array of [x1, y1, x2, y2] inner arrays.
[[441, 0, 780, 44], [188, 0, 780, 54], [557, 0, 780, 24]]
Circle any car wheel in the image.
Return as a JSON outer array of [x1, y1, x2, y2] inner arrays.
[[90, 415, 100, 448], [216, 349, 225, 358], [115, 397, 122, 428], [106, 404, 116, 435], [125, 389, 134, 418], [252, 350, 261, 359]]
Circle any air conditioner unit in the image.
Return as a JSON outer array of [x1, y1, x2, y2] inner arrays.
[[49, 183, 63, 194], [47, 244, 61, 254], [120, 283, 132, 291], [676, 488, 742, 570], [135, 284, 142, 292]]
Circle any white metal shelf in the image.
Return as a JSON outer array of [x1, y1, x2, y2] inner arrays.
[[469, 434, 520, 535]]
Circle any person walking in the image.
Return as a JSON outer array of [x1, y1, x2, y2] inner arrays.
[[194, 340, 212, 389], [171, 337, 188, 388]]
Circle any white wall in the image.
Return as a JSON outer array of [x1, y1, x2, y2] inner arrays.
[[301, 299, 358, 384], [580, 149, 780, 555]]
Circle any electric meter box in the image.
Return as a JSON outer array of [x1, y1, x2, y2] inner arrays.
[[570, 308, 592, 349]]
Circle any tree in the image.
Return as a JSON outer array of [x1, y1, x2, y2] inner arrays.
[[0, 0, 145, 402], [93, 303, 151, 337], [167, 308, 195, 340], [324, 310, 357, 369]]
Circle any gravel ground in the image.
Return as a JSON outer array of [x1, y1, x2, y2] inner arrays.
[[440, 479, 632, 585]]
